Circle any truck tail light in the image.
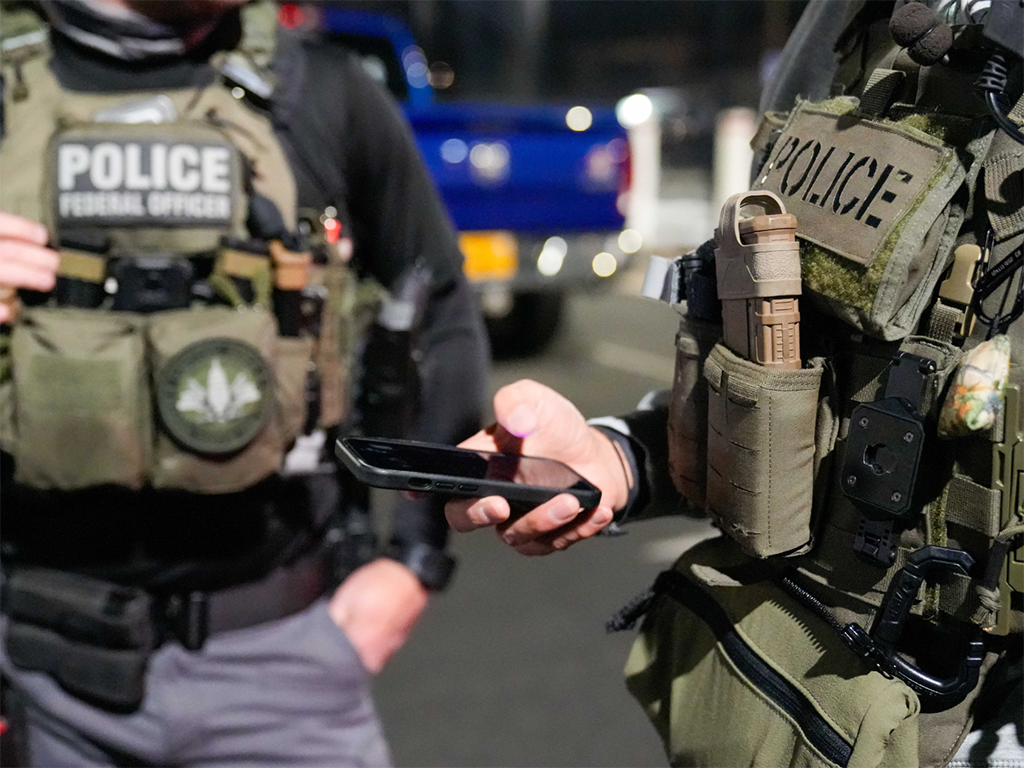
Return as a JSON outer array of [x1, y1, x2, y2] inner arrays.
[[279, 4, 305, 29]]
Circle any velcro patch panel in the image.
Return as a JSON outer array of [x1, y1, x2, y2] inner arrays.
[[52, 137, 239, 228], [754, 104, 951, 267]]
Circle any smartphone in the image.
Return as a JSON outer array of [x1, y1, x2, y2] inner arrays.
[[335, 436, 602, 512]]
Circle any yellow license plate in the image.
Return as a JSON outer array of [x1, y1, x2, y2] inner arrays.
[[460, 231, 518, 282]]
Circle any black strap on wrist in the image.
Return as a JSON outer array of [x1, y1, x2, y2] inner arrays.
[[384, 542, 457, 592], [591, 425, 643, 519]]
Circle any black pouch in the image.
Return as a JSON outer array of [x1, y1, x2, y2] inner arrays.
[[3, 568, 153, 711]]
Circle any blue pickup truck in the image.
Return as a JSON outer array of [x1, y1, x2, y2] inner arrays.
[[316, 8, 635, 355]]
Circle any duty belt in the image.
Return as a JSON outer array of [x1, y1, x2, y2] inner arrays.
[[158, 543, 333, 650]]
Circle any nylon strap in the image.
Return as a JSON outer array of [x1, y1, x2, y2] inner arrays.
[[0, 8, 46, 58], [219, 248, 269, 279], [802, 527, 980, 623], [58, 250, 105, 283], [945, 474, 1002, 538], [859, 68, 904, 118], [926, 302, 962, 345]]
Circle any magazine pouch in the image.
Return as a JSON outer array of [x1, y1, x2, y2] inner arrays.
[[7, 307, 149, 490], [704, 342, 824, 557]]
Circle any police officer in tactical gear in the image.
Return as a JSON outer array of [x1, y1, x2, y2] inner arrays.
[[0, 0, 487, 765], [447, 1, 1022, 765]]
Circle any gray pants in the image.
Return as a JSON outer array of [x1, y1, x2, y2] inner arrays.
[[0, 599, 391, 768]]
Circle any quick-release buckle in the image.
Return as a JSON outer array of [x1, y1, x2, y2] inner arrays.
[[937, 243, 986, 340]]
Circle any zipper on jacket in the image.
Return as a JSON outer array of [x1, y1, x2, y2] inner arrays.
[[655, 570, 854, 767]]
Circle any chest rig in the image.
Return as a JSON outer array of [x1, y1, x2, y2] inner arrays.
[[0, 6, 353, 495], [642, 0, 1021, 734]]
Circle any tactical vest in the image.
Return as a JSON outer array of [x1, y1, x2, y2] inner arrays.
[[625, 5, 1023, 767], [0, 5, 356, 495]]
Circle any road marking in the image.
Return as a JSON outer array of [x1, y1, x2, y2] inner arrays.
[[591, 341, 675, 383], [642, 529, 720, 563]]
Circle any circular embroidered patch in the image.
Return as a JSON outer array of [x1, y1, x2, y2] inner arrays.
[[156, 338, 272, 455]]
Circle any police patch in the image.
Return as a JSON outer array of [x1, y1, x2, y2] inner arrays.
[[157, 338, 271, 455], [754, 103, 951, 267], [53, 136, 237, 228]]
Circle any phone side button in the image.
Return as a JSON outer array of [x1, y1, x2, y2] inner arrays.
[[457, 484, 478, 492], [409, 477, 432, 489], [435, 481, 456, 490]]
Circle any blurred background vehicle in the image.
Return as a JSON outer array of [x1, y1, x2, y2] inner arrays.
[[310, 7, 634, 356]]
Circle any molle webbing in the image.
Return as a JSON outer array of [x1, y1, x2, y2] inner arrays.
[[926, 301, 963, 344], [945, 474, 1002, 538]]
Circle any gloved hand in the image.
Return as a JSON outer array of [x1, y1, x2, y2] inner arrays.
[[444, 379, 630, 556], [327, 558, 428, 673], [0, 212, 58, 322]]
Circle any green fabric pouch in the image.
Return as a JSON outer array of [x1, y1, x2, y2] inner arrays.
[[149, 306, 287, 494], [704, 343, 825, 557], [625, 538, 921, 768], [667, 313, 720, 510], [7, 307, 150, 490]]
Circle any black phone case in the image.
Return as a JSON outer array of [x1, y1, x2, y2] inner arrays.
[[334, 437, 602, 512]]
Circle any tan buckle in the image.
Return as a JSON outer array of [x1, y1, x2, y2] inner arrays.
[[58, 249, 106, 284], [938, 244, 987, 339], [269, 240, 311, 291]]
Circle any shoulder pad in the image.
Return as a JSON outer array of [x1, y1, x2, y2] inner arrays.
[[238, 0, 278, 69], [1, 7, 47, 66]]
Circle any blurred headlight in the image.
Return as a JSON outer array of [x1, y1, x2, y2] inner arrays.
[[441, 138, 468, 164]]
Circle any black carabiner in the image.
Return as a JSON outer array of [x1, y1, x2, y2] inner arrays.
[[777, 549, 986, 711], [869, 546, 984, 708], [972, 238, 1024, 339]]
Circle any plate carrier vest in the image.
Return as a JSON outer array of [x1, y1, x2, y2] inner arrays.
[[0, 3, 357, 495]]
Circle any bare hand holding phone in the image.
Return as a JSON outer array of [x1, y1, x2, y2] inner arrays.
[[444, 380, 632, 556]]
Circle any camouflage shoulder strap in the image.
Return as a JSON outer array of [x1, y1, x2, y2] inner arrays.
[[238, 1, 279, 70], [0, 3, 46, 54]]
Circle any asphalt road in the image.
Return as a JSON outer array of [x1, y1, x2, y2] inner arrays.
[[373, 286, 718, 767]]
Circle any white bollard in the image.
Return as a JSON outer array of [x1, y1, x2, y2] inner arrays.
[[712, 107, 757, 217], [624, 104, 661, 248]]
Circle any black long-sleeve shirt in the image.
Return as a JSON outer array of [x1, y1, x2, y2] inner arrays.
[[1, 17, 487, 581]]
